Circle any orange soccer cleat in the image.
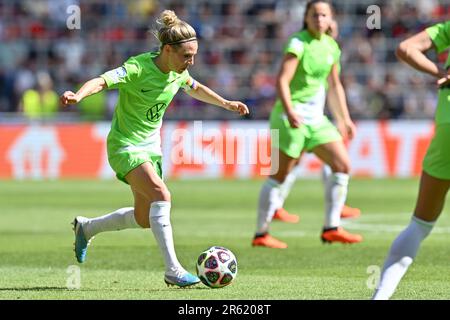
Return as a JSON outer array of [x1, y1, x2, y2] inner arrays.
[[273, 208, 300, 224], [321, 227, 363, 244], [340, 205, 361, 219], [252, 233, 288, 249]]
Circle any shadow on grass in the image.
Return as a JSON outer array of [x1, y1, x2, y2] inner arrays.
[[0, 285, 209, 292], [0, 286, 67, 291]]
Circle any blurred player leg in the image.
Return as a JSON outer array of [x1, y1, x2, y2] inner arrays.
[[253, 150, 298, 248], [373, 171, 449, 299], [273, 158, 301, 223], [322, 163, 361, 219], [253, 178, 287, 248], [313, 141, 362, 244], [273, 158, 360, 224]]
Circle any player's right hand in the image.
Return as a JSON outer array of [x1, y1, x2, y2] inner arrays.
[[60, 91, 79, 105], [338, 120, 356, 140], [286, 110, 302, 128]]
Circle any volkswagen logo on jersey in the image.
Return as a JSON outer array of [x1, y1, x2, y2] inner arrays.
[[146, 103, 166, 123]]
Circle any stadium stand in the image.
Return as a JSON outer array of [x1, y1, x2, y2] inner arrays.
[[0, 0, 449, 121]]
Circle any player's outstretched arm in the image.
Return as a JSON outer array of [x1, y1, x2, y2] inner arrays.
[[185, 81, 249, 116], [60, 77, 107, 105]]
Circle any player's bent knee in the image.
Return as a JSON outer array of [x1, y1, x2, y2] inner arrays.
[[159, 188, 171, 202], [271, 171, 288, 184], [140, 183, 171, 202], [330, 162, 350, 174], [340, 164, 350, 174], [152, 186, 171, 202]]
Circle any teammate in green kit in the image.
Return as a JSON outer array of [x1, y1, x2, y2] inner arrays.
[[373, 20, 450, 300], [60, 10, 248, 288], [252, 0, 363, 249], [272, 18, 361, 225]]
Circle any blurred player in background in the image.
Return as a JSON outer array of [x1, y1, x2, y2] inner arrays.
[[373, 20, 450, 300], [253, 0, 362, 249], [273, 18, 361, 224], [61, 10, 248, 287]]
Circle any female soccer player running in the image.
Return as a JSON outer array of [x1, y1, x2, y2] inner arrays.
[[373, 20, 450, 300], [252, 0, 362, 249], [60, 10, 248, 287]]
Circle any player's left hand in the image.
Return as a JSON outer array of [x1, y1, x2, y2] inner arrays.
[[338, 120, 356, 140], [226, 101, 249, 116]]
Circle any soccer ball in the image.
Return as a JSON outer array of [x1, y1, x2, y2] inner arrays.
[[196, 246, 238, 288]]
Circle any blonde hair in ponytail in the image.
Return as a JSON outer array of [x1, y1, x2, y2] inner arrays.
[[153, 10, 197, 49]]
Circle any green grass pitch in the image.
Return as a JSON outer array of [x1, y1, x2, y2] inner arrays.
[[1, 178, 449, 300]]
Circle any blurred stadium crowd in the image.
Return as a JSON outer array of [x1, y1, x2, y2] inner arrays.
[[0, 0, 449, 121]]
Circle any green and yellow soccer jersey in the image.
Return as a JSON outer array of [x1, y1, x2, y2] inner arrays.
[[271, 30, 341, 124], [426, 21, 450, 125], [101, 52, 195, 151]]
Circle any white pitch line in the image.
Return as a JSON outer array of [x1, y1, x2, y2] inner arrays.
[[353, 212, 411, 220], [342, 222, 450, 234]]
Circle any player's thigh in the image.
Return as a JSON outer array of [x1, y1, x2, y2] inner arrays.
[[269, 114, 306, 182], [422, 124, 450, 180], [416, 125, 450, 221], [125, 161, 171, 202], [270, 111, 306, 162], [312, 140, 350, 173], [414, 171, 450, 222]]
